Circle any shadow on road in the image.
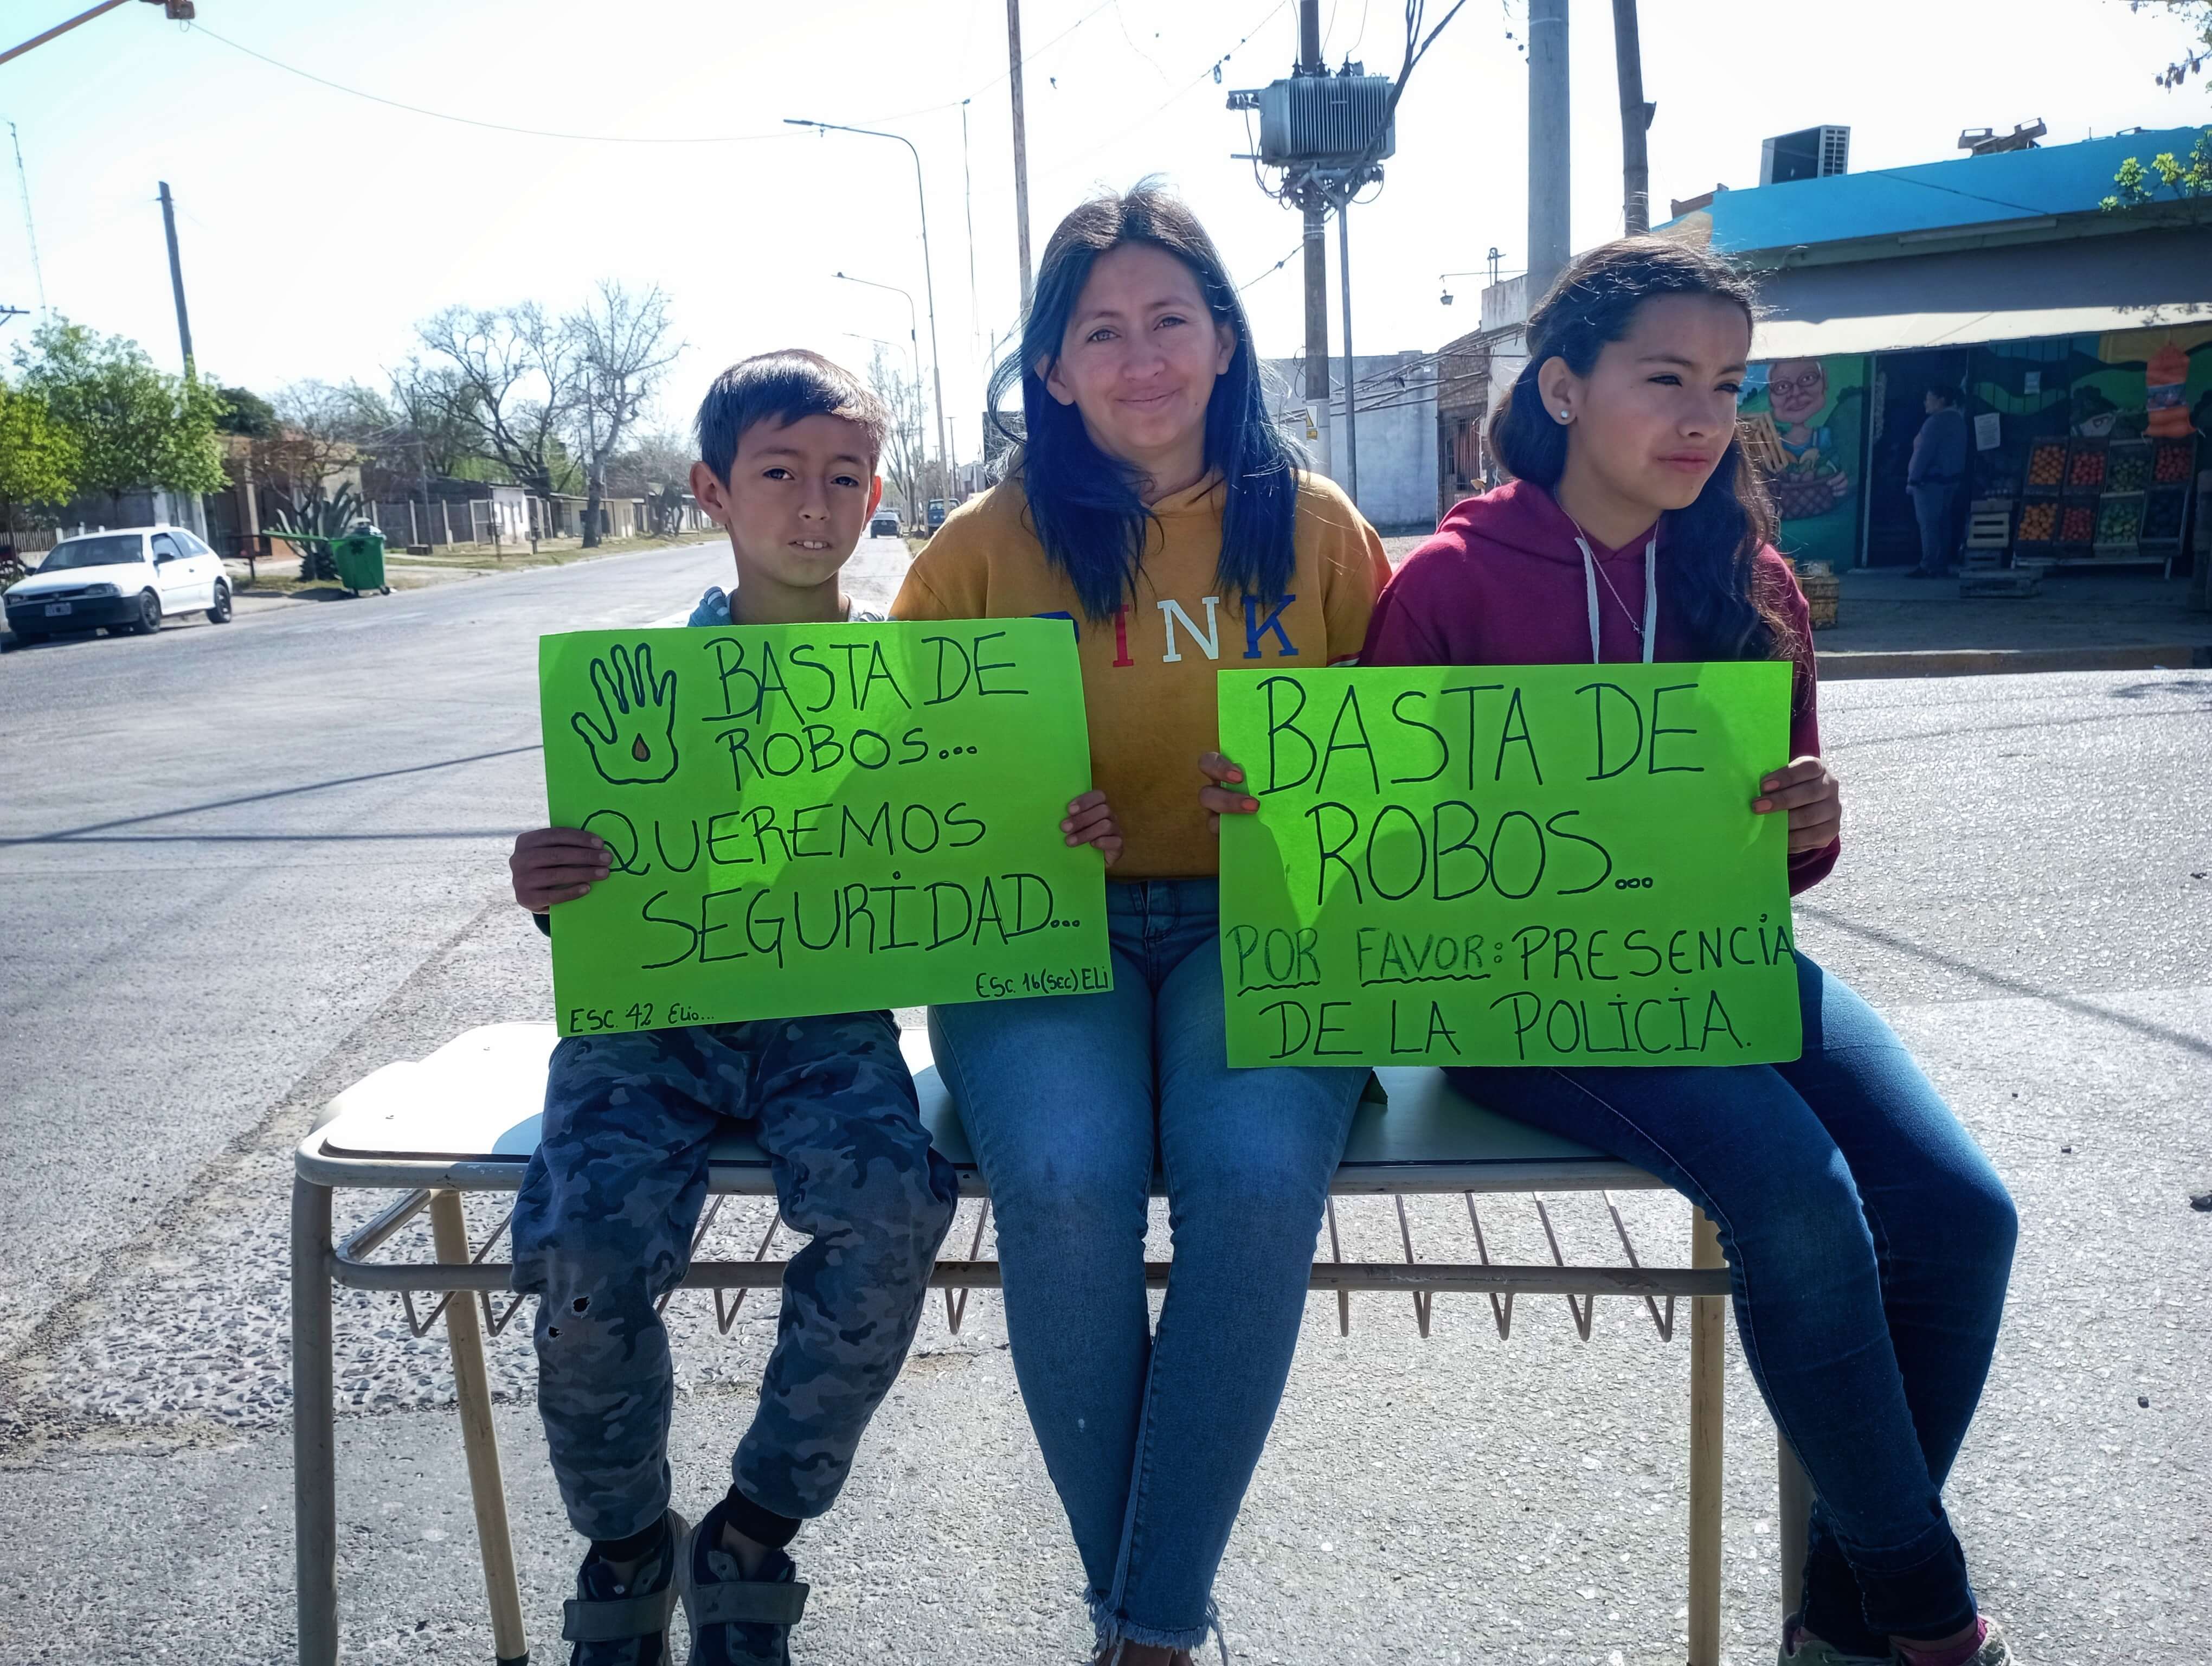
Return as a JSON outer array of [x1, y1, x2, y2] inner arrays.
[[0, 743, 544, 844]]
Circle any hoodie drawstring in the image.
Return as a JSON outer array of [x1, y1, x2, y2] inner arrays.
[[1574, 531, 1658, 665]]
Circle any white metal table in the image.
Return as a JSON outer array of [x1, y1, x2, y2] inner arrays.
[[293, 1023, 1803, 1665]]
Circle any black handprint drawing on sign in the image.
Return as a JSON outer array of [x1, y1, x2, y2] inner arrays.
[[572, 643, 679, 785]]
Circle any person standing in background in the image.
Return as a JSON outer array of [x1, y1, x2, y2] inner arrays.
[[1907, 386, 1968, 579]]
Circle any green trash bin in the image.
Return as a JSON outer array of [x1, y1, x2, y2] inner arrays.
[[331, 522, 389, 596]]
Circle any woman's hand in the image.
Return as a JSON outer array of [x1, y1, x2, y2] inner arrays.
[[1062, 789, 1123, 867], [1752, 757, 1842, 854], [510, 826, 610, 912], [1199, 752, 1261, 835]]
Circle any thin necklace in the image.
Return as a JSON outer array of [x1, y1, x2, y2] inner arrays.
[[1591, 555, 1645, 642]]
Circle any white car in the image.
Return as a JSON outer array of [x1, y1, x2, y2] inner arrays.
[[2, 526, 233, 644]]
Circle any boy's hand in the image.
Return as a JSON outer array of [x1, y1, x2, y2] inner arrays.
[[511, 826, 610, 912], [1751, 757, 1842, 854], [1061, 790, 1123, 867], [1199, 752, 1260, 835]]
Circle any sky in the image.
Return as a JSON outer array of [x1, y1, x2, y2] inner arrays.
[[0, 0, 2201, 462]]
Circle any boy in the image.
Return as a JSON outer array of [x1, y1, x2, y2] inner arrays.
[[506, 351, 962, 1666]]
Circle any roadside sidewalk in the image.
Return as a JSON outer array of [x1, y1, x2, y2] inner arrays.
[[1811, 567, 2212, 680], [224, 531, 726, 608]]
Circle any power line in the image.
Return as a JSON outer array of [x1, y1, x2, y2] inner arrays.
[[1032, 0, 1290, 184], [1238, 239, 1305, 290], [185, 23, 791, 144], [185, 5, 1127, 145]]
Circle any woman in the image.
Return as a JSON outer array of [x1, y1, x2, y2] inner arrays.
[[893, 184, 1391, 1664], [1214, 237, 2019, 1666]]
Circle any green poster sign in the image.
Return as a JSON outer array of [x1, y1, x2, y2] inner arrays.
[[540, 619, 1111, 1036], [1216, 662, 1802, 1069]]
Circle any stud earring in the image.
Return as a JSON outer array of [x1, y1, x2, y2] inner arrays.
[[1555, 409, 1571, 423]]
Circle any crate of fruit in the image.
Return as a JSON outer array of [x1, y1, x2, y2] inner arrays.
[[2093, 495, 2145, 551], [2064, 438, 2108, 492], [2142, 486, 2188, 547], [2151, 436, 2196, 486], [2014, 498, 2060, 546], [2105, 440, 2153, 494], [2024, 438, 2068, 495], [2057, 501, 2099, 548]]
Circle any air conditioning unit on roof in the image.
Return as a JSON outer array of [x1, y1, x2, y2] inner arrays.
[[1759, 125, 1849, 185]]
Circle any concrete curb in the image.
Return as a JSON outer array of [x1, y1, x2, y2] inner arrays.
[[1817, 643, 2212, 680]]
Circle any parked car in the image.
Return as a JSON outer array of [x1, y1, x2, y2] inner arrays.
[[870, 508, 901, 539], [2, 526, 233, 644]]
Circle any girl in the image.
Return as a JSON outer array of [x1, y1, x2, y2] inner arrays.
[[893, 184, 1391, 1664], [1208, 238, 2018, 1666]]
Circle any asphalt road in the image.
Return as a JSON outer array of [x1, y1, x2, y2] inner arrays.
[[0, 541, 2206, 1665]]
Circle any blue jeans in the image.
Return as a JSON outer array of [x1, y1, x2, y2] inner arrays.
[[928, 877, 1367, 1652], [1911, 482, 1958, 574], [1450, 953, 2015, 1651]]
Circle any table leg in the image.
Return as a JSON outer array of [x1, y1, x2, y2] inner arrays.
[[1777, 1434, 1812, 1622], [292, 1177, 338, 1666], [428, 1189, 530, 1665], [1688, 1208, 1725, 1666]]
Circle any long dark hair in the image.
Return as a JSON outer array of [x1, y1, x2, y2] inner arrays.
[[989, 183, 1301, 622], [1487, 236, 1791, 662]]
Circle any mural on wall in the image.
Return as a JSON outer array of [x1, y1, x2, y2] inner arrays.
[[1740, 353, 1868, 569], [1973, 328, 2212, 439]]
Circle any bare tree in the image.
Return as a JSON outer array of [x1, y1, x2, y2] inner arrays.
[[382, 362, 480, 481], [257, 380, 373, 579], [406, 304, 580, 499], [567, 281, 681, 547], [606, 427, 696, 534], [864, 344, 934, 525]]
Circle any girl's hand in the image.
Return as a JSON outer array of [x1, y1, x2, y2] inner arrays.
[[511, 826, 610, 912], [1199, 752, 1261, 835], [1752, 757, 1842, 854], [1062, 789, 1123, 867]]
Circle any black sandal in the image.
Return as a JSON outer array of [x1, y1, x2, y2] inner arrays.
[[676, 1502, 811, 1666], [560, 1509, 689, 1665]]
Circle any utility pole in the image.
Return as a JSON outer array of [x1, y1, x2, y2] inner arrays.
[[157, 179, 194, 377], [1527, 0, 1571, 300], [1338, 201, 1358, 505], [1611, 0, 1654, 234], [1297, 0, 1331, 479], [1007, 0, 1033, 312], [961, 99, 982, 374]]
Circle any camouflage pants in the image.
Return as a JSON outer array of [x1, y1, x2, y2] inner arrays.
[[510, 1012, 959, 1543]]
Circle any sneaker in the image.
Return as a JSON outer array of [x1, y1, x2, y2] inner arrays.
[[677, 1497, 811, 1666], [1780, 1617, 1892, 1666], [1900, 1619, 2020, 1666], [560, 1510, 687, 1666]]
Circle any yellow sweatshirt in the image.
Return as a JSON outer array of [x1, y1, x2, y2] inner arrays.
[[892, 469, 1391, 879]]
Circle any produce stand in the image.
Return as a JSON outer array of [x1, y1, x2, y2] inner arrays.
[[2010, 435, 2195, 579]]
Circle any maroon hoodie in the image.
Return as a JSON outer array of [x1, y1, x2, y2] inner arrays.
[[1360, 479, 1838, 893]]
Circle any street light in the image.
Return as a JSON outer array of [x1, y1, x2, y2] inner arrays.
[[834, 272, 925, 416], [786, 117, 949, 498]]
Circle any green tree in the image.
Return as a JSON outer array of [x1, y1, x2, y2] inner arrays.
[[0, 382, 81, 541], [15, 318, 226, 517], [2102, 126, 2212, 208], [214, 384, 278, 437]]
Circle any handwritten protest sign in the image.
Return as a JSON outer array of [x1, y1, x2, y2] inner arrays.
[[1216, 662, 1801, 1068], [540, 619, 1111, 1036]]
